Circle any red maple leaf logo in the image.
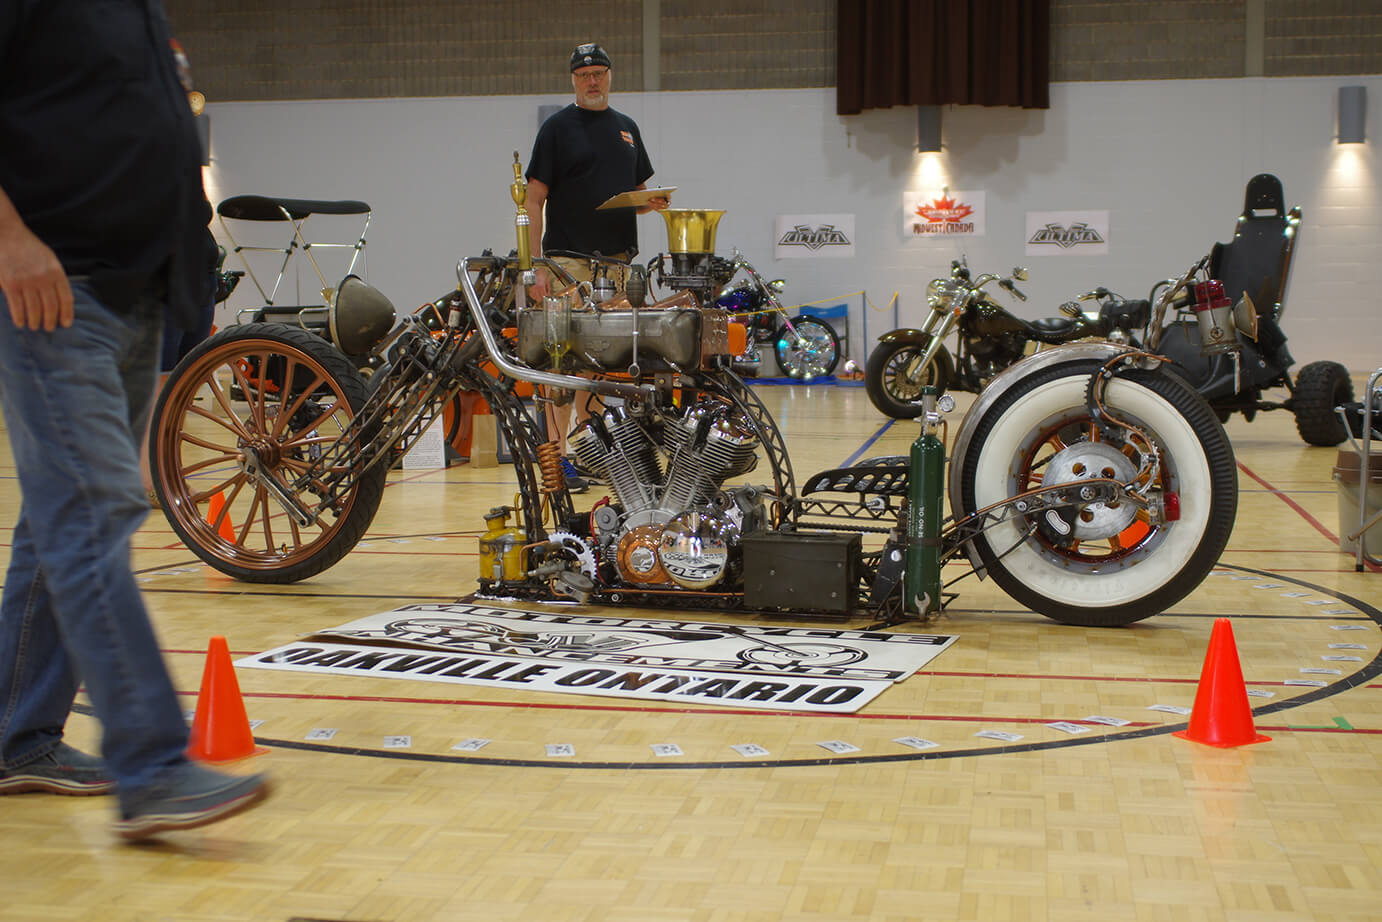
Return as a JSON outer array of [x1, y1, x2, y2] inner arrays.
[[915, 195, 974, 224]]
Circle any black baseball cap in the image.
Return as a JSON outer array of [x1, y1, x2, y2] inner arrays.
[[570, 43, 612, 71]]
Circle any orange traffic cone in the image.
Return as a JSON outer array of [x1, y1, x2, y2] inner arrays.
[[186, 636, 266, 762], [207, 491, 235, 542], [1173, 618, 1271, 748]]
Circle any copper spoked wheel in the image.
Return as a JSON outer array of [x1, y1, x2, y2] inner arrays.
[[150, 323, 386, 583], [957, 360, 1237, 626]]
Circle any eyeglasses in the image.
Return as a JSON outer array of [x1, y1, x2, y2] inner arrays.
[[574, 68, 609, 82]]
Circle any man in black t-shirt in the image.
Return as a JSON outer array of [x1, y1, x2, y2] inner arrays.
[[523, 43, 669, 472], [525, 42, 668, 295]]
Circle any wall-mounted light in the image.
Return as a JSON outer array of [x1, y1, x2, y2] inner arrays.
[[1338, 86, 1366, 144], [917, 105, 942, 152]]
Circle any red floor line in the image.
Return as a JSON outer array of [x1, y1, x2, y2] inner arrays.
[[168, 688, 1382, 735], [172, 651, 1374, 693], [176, 687, 1162, 725], [166, 650, 1325, 688], [1235, 459, 1381, 573], [1236, 460, 1340, 545]]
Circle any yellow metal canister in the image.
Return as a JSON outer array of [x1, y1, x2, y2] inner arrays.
[[478, 506, 525, 583]]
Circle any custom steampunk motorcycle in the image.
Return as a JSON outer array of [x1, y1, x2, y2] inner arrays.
[[865, 258, 1148, 418], [149, 157, 1238, 627]]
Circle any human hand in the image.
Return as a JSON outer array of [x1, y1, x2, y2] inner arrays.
[[0, 225, 73, 331], [526, 267, 551, 301], [647, 196, 670, 212]]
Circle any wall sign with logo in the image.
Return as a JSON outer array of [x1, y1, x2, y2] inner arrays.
[[906, 189, 985, 238], [774, 214, 856, 259], [1025, 210, 1110, 255]]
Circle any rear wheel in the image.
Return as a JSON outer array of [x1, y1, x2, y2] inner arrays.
[[774, 316, 840, 379], [1292, 360, 1352, 446], [150, 323, 386, 583], [864, 338, 953, 418], [956, 360, 1237, 626]]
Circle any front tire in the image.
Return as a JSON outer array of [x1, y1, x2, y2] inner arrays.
[[150, 323, 386, 583], [1292, 360, 1352, 446], [774, 316, 840, 380], [956, 360, 1236, 626], [864, 338, 953, 418]]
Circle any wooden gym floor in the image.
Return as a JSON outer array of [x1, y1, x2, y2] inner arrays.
[[1, 374, 1379, 922]]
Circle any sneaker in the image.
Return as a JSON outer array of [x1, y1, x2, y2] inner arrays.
[[559, 456, 589, 494], [114, 761, 270, 842], [0, 742, 114, 796]]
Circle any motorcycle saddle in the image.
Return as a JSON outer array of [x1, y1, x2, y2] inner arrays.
[[1030, 317, 1076, 336]]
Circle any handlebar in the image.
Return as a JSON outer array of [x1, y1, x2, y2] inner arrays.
[[998, 277, 1027, 302]]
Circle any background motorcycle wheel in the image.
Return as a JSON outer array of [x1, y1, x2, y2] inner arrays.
[[956, 360, 1236, 626], [150, 323, 386, 583], [1291, 360, 1353, 446], [774, 316, 840, 379], [864, 339, 953, 419]]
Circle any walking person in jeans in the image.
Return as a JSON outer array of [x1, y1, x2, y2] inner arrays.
[[0, 0, 269, 840]]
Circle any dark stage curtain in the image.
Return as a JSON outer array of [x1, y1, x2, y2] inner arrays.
[[836, 0, 1050, 115]]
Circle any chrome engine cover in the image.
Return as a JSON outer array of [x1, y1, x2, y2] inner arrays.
[[515, 294, 729, 372], [570, 399, 760, 589]]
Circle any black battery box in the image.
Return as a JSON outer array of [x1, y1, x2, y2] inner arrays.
[[740, 530, 861, 613]]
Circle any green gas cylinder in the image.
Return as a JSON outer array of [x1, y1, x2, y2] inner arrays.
[[904, 387, 945, 615]]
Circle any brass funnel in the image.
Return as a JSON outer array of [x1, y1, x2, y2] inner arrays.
[[661, 209, 726, 254]]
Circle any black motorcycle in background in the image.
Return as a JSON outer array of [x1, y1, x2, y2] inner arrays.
[[866, 174, 1351, 445], [864, 258, 1148, 417]]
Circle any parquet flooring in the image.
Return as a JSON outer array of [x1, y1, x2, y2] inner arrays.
[[1, 374, 1379, 922]]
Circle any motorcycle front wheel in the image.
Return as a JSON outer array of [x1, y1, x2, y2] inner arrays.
[[864, 338, 954, 418], [149, 323, 387, 583], [956, 360, 1236, 626], [774, 316, 840, 379]]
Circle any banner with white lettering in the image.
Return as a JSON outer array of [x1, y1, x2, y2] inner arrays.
[[237, 604, 958, 713], [1025, 210, 1110, 255], [774, 214, 856, 259], [240, 641, 894, 713]]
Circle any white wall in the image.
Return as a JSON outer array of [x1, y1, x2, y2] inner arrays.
[[204, 75, 1382, 372]]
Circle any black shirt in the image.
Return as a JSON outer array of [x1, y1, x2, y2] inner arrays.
[[0, 0, 215, 326], [526, 104, 654, 257]]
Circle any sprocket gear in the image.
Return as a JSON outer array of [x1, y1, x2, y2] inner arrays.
[[547, 530, 598, 580]]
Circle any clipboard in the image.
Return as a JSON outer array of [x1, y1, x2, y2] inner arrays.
[[596, 187, 676, 210]]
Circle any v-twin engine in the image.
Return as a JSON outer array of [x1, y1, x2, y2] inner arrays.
[[567, 400, 763, 590]]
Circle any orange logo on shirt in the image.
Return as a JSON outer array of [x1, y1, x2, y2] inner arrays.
[[620, 130, 634, 146]]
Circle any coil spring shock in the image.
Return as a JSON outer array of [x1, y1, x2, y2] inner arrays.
[[536, 441, 565, 494]]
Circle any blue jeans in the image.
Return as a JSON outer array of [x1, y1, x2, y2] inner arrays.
[[0, 281, 190, 803]]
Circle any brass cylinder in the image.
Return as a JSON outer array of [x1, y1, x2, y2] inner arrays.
[[511, 152, 531, 271], [660, 209, 726, 254]]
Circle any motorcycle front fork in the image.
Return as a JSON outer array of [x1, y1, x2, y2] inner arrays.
[[906, 310, 957, 382]]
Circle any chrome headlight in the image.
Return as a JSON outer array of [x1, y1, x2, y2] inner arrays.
[[768, 279, 786, 294], [926, 277, 964, 311]]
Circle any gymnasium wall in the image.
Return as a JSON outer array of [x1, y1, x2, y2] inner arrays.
[[202, 74, 1381, 372]]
